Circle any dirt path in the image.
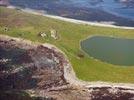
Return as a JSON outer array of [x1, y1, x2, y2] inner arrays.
[[0, 34, 134, 92], [41, 40, 134, 91]]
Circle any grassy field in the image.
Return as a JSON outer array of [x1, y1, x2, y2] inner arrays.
[[1, 7, 134, 83]]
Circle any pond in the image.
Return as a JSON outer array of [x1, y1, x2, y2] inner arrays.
[[81, 36, 134, 66]]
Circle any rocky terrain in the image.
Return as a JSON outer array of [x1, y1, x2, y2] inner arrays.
[[0, 35, 67, 90], [0, 35, 134, 100]]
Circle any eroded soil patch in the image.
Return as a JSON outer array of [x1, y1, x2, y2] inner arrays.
[[0, 36, 67, 90], [0, 35, 134, 100]]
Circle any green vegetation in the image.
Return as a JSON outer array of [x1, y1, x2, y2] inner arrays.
[[1, 7, 134, 83]]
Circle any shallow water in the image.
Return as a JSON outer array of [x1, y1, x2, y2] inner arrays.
[[81, 36, 134, 66], [9, 0, 134, 27]]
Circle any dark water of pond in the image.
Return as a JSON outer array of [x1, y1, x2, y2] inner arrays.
[[9, 0, 134, 27], [81, 36, 134, 66]]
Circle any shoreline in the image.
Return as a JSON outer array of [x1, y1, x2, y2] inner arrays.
[[7, 6, 134, 30], [1, 34, 134, 91], [1, 6, 134, 90]]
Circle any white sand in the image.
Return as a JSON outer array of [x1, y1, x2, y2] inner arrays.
[[7, 6, 134, 30]]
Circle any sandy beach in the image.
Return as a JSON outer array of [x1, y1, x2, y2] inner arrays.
[[7, 6, 134, 30]]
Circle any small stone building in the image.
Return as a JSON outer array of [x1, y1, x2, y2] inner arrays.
[[50, 29, 59, 40], [38, 32, 47, 37]]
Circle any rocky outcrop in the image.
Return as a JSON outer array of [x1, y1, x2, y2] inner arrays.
[[0, 35, 134, 100], [0, 35, 67, 90]]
